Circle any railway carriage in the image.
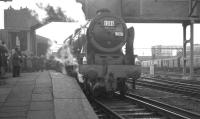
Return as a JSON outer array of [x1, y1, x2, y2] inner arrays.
[[142, 55, 200, 73]]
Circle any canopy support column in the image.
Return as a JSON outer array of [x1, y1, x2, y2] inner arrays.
[[189, 21, 194, 79]]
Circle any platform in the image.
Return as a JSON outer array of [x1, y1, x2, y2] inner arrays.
[[0, 71, 98, 119]]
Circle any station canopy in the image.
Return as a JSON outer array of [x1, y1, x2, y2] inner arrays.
[[77, 0, 200, 23]]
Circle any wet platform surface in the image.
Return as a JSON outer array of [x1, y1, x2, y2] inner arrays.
[[0, 71, 98, 119]]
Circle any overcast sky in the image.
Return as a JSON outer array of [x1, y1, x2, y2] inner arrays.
[[0, 0, 200, 56]]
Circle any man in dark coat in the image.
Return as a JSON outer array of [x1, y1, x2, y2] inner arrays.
[[0, 41, 8, 77], [38, 55, 45, 71], [32, 56, 37, 72], [2, 42, 8, 73], [12, 48, 21, 77], [0, 45, 3, 76]]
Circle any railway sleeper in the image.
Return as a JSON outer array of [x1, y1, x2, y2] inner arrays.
[[114, 108, 146, 113], [121, 112, 162, 118], [105, 103, 135, 107], [109, 105, 138, 110]]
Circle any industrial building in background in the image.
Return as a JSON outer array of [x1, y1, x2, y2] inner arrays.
[[151, 44, 200, 59], [151, 45, 183, 58], [186, 44, 200, 56]]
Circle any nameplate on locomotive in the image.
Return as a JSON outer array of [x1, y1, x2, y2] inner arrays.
[[104, 20, 115, 27]]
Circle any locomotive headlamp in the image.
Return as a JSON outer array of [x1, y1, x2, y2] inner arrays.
[[115, 32, 124, 36]]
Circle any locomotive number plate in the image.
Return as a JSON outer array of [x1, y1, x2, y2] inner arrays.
[[115, 32, 124, 36], [104, 20, 115, 27]]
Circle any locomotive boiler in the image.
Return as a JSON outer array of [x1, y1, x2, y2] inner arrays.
[[65, 9, 141, 97]]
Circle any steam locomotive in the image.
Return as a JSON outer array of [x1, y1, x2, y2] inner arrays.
[[63, 9, 141, 96]]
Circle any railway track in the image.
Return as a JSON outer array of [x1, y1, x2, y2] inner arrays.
[[142, 72, 200, 85], [142, 71, 200, 77], [154, 72, 200, 78], [142, 76, 200, 89], [90, 93, 200, 119], [90, 101, 109, 119], [132, 77, 200, 98]]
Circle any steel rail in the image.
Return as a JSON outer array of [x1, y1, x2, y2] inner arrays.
[[91, 92, 195, 119], [139, 78, 200, 93], [125, 93, 200, 119], [153, 72, 200, 78], [136, 76, 200, 97], [90, 97, 125, 119], [141, 76, 200, 89], [135, 80, 200, 98], [92, 96, 164, 119]]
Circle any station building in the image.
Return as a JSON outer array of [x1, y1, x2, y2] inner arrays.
[[0, 29, 51, 56], [0, 7, 51, 56]]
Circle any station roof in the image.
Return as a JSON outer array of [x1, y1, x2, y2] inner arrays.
[[77, 0, 200, 23]]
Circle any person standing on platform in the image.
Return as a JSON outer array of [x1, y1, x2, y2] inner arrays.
[[36, 56, 40, 72], [39, 55, 45, 71], [34, 56, 38, 72], [12, 48, 21, 77], [32, 56, 37, 72], [0, 41, 8, 77], [23, 54, 27, 72], [2, 42, 9, 73], [27, 55, 32, 72], [21, 53, 27, 72], [0, 40, 3, 77]]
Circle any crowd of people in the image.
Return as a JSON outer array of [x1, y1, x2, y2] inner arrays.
[[11, 48, 47, 77], [0, 40, 61, 78]]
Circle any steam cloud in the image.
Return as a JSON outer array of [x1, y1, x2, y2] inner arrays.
[[56, 39, 79, 75]]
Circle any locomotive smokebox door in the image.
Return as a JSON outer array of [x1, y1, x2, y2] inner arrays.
[[87, 10, 127, 53]]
